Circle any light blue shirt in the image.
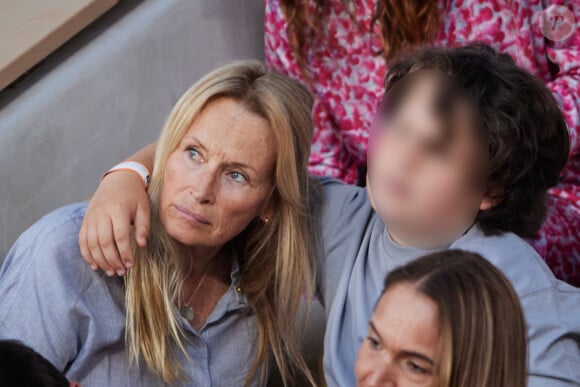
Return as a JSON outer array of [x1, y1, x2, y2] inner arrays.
[[0, 202, 260, 386], [316, 178, 580, 387]]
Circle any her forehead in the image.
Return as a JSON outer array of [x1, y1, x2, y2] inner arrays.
[[373, 283, 439, 353], [190, 98, 273, 144], [182, 98, 276, 176], [197, 97, 266, 126]]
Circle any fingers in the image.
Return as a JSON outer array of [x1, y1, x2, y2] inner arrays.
[[134, 202, 151, 249], [98, 218, 126, 276], [112, 210, 134, 269], [87, 220, 115, 276], [79, 223, 97, 271], [80, 212, 128, 277], [78, 170, 149, 275]]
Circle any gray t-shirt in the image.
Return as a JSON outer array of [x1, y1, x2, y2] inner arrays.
[[317, 178, 580, 387], [0, 202, 259, 386]]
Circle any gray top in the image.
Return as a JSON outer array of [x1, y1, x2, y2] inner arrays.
[[317, 178, 580, 387], [0, 202, 259, 387]]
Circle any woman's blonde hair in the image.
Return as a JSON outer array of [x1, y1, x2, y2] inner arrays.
[[381, 249, 527, 387], [125, 61, 317, 386]]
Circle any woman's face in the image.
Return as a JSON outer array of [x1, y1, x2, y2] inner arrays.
[[367, 72, 491, 247], [159, 97, 276, 247], [355, 283, 439, 387]]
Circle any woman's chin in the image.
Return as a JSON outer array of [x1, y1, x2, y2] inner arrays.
[[165, 225, 208, 247]]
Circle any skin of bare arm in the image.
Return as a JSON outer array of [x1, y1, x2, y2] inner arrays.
[[78, 142, 156, 276]]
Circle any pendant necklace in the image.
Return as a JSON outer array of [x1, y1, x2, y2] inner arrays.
[[179, 261, 213, 321]]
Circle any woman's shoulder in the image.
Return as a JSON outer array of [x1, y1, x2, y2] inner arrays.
[[0, 202, 125, 372], [2, 202, 85, 269], [1, 201, 89, 283], [0, 200, 122, 321], [25, 202, 87, 237]]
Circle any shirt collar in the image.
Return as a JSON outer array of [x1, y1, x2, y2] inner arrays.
[[382, 222, 480, 261]]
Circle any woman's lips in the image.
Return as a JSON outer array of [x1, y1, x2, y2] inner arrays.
[[174, 205, 211, 226]]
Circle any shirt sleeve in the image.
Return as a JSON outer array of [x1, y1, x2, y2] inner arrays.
[[0, 205, 88, 372], [313, 177, 373, 306], [543, 2, 580, 164], [523, 282, 580, 385]]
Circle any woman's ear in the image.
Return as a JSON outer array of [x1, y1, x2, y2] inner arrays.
[[259, 205, 274, 224], [259, 188, 276, 223]]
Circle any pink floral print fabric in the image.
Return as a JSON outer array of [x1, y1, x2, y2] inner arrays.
[[265, 0, 580, 285]]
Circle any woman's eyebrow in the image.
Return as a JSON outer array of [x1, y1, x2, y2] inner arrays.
[[369, 321, 384, 341], [369, 321, 434, 365], [228, 161, 258, 174], [184, 135, 208, 152]]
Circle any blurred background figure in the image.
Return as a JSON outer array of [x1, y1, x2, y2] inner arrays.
[[355, 250, 527, 387], [265, 0, 580, 285]]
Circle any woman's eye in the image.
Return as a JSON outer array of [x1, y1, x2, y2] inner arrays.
[[187, 147, 202, 161], [229, 171, 247, 183], [405, 360, 430, 375], [366, 336, 381, 350]]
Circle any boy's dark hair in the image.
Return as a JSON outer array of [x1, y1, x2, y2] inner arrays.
[[0, 340, 69, 387], [383, 43, 570, 238]]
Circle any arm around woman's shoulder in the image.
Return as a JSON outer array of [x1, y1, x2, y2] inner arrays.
[[0, 203, 93, 371], [311, 177, 374, 304], [312, 177, 371, 245]]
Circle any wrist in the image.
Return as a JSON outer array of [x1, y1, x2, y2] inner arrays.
[[102, 161, 151, 190]]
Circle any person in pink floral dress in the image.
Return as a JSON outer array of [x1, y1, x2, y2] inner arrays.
[[265, 0, 580, 285]]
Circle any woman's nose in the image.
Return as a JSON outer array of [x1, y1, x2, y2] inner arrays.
[[364, 364, 397, 387], [189, 170, 216, 204]]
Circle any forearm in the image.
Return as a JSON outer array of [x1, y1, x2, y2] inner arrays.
[[127, 142, 157, 172]]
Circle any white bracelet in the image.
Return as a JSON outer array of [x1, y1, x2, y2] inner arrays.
[[102, 161, 151, 190]]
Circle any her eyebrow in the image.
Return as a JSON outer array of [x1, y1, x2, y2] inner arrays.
[[369, 321, 434, 365], [369, 321, 384, 342], [184, 135, 208, 152], [229, 161, 257, 175]]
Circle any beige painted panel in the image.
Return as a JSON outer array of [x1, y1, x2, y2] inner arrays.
[[0, 0, 118, 90]]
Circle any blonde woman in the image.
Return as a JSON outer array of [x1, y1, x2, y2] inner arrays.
[[0, 61, 317, 386], [355, 250, 527, 386]]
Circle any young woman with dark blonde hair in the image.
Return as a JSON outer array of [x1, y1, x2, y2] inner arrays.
[[356, 250, 527, 387]]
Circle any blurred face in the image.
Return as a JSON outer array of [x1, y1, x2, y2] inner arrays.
[[159, 97, 276, 247], [367, 71, 492, 248], [355, 283, 439, 387]]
